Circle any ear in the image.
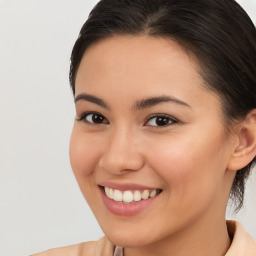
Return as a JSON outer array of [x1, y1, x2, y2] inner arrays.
[[227, 109, 256, 171]]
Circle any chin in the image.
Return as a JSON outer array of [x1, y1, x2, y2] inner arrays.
[[102, 227, 159, 248]]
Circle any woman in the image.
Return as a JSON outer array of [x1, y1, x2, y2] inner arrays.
[[33, 0, 256, 255]]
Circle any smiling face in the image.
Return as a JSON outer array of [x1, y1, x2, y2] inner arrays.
[[69, 35, 236, 250]]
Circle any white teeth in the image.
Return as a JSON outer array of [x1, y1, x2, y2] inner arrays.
[[113, 189, 123, 202], [141, 190, 149, 200], [150, 190, 157, 198], [109, 188, 114, 199], [104, 187, 159, 203], [134, 190, 142, 201], [104, 187, 109, 197], [123, 191, 133, 203]]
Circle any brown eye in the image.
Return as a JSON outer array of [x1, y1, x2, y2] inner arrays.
[[146, 115, 176, 127], [80, 112, 109, 124]]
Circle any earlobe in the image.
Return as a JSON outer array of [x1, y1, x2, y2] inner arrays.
[[227, 109, 256, 171]]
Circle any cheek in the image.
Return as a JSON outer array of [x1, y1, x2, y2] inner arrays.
[[69, 128, 102, 178], [143, 132, 230, 229], [145, 129, 229, 197]]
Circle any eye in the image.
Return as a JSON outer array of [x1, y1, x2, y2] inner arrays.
[[77, 112, 109, 125], [145, 114, 177, 127]]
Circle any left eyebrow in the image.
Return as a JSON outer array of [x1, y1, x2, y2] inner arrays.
[[133, 96, 191, 110]]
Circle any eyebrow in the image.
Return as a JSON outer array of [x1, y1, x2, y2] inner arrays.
[[133, 96, 191, 110], [74, 93, 191, 110], [74, 93, 110, 109]]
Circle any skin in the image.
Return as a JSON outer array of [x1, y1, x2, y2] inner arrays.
[[70, 35, 242, 256]]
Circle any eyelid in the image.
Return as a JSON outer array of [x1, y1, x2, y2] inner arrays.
[[144, 113, 178, 127], [76, 111, 95, 121], [76, 111, 109, 124], [76, 112, 178, 127]]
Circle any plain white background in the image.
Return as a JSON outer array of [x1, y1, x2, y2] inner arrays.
[[0, 1, 255, 255]]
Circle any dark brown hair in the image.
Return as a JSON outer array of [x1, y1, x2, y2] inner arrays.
[[69, 0, 256, 211]]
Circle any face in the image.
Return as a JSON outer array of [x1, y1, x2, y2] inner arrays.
[[70, 36, 235, 248]]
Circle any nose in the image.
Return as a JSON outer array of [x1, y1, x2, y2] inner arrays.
[[98, 126, 145, 175]]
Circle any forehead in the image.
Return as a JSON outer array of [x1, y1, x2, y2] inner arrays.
[[76, 35, 199, 84], [75, 35, 218, 111]]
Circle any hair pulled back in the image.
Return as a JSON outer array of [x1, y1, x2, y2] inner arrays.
[[70, 0, 256, 211]]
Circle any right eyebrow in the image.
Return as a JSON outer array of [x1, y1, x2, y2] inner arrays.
[[74, 93, 110, 109]]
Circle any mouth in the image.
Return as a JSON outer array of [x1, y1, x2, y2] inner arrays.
[[99, 185, 163, 203]]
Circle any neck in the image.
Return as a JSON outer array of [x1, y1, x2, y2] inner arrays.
[[124, 216, 231, 256]]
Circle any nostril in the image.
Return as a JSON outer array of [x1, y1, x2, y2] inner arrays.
[[98, 153, 145, 175]]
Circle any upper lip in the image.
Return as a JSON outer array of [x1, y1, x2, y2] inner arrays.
[[99, 181, 161, 191]]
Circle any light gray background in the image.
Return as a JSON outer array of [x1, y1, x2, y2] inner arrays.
[[0, 1, 255, 255]]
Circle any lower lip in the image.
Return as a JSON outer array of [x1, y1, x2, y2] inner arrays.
[[100, 187, 160, 216]]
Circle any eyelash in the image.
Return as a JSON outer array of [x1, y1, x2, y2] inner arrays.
[[145, 114, 178, 127], [77, 111, 109, 125], [77, 112, 178, 127]]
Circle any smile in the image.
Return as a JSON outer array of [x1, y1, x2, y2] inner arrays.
[[103, 186, 162, 203], [99, 184, 163, 216]]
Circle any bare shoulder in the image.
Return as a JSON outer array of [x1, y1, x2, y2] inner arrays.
[[31, 240, 97, 256]]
